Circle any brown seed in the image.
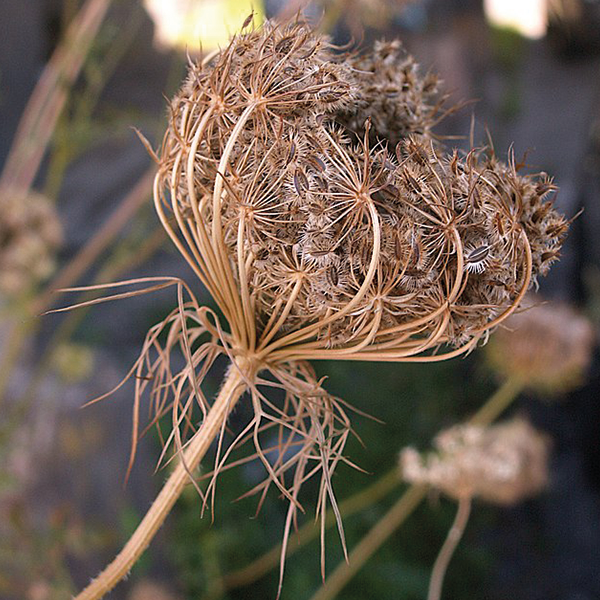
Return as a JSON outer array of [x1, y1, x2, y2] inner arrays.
[[465, 244, 491, 273], [326, 263, 339, 287], [307, 155, 326, 173], [242, 13, 254, 29], [286, 140, 297, 165], [293, 168, 309, 195], [275, 35, 295, 54]]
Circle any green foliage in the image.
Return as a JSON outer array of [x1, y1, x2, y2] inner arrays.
[[166, 357, 499, 599]]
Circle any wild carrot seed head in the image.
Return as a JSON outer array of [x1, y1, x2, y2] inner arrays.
[[485, 295, 595, 395], [155, 18, 567, 361]]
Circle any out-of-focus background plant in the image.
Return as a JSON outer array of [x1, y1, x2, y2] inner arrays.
[[0, 1, 599, 599]]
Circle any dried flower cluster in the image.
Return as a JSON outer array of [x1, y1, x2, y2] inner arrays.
[[0, 189, 62, 299], [156, 19, 567, 361], [400, 418, 549, 505], [485, 296, 595, 394], [72, 19, 570, 599], [339, 40, 440, 146]]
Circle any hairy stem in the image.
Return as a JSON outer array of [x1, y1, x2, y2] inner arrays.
[[74, 364, 250, 600]]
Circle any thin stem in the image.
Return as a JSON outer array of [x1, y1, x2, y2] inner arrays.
[[34, 168, 154, 314], [0, 169, 153, 408], [307, 376, 524, 600], [0, 0, 112, 192], [470, 376, 523, 426], [0, 320, 34, 408], [214, 468, 399, 596], [427, 496, 471, 600], [1, 227, 166, 437], [74, 364, 250, 600], [309, 485, 428, 600]]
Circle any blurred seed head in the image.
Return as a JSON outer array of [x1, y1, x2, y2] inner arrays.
[[0, 189, 62, 300], [485, 295, 596, 395], [400, 418, 550, 505]]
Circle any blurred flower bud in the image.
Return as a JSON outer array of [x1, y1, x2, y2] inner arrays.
[[400, 418, 549, 505], [485, 296, 596, 395]]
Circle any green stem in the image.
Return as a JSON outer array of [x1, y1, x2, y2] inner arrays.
[[470, 376, 524, 426], [0, 320, 35, 409], [214, 468, 399, 596], [307, 377, 524, 600], [310, 485, 428, 600]]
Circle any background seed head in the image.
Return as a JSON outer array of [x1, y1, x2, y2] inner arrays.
[[400, 418, 550, 505], [485, 295, 596, 395], [0, 189, 62, 299]]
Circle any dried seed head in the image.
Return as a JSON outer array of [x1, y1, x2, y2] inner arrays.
[[339, 40, 441, 145], [0, 188, 62, 299], [140, 19, 570, 589], [155, 19, 567, 361], [485, 296, 596, 395], [400, 418, 550, 505]]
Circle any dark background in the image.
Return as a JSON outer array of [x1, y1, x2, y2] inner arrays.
[[0, 1, 599, 598]]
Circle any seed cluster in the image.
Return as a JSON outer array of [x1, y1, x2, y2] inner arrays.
[[400, 418, 549, 505], [155, 19, 567, 359], [0, 189, 62, 299], [485, 295, 595, 394]]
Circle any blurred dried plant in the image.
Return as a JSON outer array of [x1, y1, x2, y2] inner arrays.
[[400, 417, 549, 600], [0, 190, 62, 300], [485, 295, 596, 395], [400, 417, 549, 504], [73, 17, 567, 599]]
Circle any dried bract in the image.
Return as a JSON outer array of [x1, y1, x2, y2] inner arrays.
[[485, 296, 595, 395], [400, 418, 549, 505], [0, 188, 62, 299]]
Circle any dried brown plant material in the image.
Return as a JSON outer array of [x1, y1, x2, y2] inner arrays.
[[340, 40, 441, 146], [151, 11, 566, 563], [0, 189, 62, 299], [486, 296, 596, 395], [74, 18, 568, 599], [400, 418, 549, 505], [156, 19, 566, 358]]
